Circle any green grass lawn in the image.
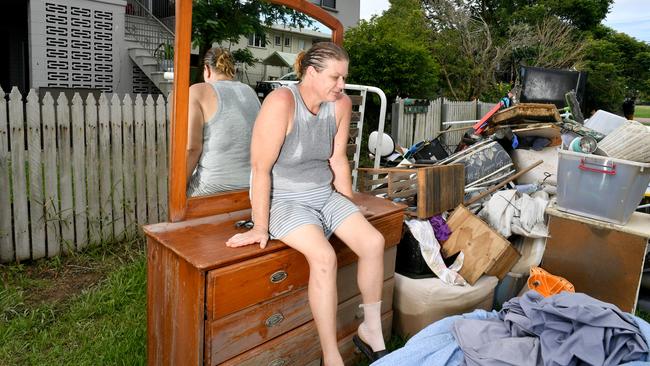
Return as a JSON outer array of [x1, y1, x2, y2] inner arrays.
[[636, 105, 650, 119], [0, 238, 147, 366], [0, 237, 406, 365]]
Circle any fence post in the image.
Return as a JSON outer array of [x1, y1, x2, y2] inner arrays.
[[98, 94, 113, 242], [57, 93, 74, 253], [145, 95, 159, 224], [0, 88, 13, 262]]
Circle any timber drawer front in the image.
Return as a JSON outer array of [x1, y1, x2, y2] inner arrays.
[[145, 194, 405, 366]]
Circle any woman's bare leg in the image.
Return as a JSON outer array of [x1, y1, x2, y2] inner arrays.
[[280, 224, 343, 366], [333, 212, 386, 351]]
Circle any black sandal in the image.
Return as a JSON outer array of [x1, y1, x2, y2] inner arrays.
[[353, 335, 389, 363]]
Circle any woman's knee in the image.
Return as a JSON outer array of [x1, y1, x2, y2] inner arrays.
[[362, 229, 385, 257], [307, 246, 338, 272]]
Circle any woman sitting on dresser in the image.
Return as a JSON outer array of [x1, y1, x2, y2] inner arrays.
[[226, 42, 388, 365], [186, 47, 261, 197]]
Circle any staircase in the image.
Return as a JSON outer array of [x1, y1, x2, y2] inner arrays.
[[124, 0, 174, 95]]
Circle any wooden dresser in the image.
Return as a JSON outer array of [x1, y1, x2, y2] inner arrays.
[[145, 193, 404, 365]]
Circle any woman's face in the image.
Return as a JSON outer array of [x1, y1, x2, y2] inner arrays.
[[311, 58, 348, 102]]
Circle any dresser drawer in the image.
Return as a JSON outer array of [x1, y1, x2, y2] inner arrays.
[[207, 249, 309, 319], [220, 311, 393, 366], [206, 287, 310, 365], [208, 278, 394, 365]]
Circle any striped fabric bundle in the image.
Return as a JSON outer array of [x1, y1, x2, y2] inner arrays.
[[598, 120, 650, 163]]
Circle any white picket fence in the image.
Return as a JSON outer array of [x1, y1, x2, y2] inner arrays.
[[0, 87, 169, 263], [392, 97, 497, 152]]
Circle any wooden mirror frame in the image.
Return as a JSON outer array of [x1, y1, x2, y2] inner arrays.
[[168, 0, 345, 222]]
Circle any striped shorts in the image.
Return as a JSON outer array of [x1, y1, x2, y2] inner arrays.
[[269, 185, 359, 240]]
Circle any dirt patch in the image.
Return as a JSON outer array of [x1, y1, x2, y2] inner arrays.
[[23, 266, 105, 307]]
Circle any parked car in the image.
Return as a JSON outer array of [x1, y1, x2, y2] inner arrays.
[[254, 72, 298, 99]]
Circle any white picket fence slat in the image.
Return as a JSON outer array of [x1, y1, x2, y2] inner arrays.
[[71, 94, 88, 249], [85, 94, 101, 246], [111, 94, 125, 240], [145, 95, 159, 224], [42, 93, 61, 257], [134, 95, 147, 227], [0, 89, 12, 262], [156, 95, 168, 221], [9, 88, 30, 261], [26, 90, 46, 259], [122, 95, 136, 234], [57, 93, 75, 253]]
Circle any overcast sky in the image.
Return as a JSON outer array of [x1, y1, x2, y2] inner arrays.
[[359, 0, 650, 43]]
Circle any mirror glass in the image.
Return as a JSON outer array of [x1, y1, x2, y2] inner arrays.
[[185, 6, 329, 198]]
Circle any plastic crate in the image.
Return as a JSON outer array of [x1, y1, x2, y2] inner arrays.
[[556, 149, 650, 224]]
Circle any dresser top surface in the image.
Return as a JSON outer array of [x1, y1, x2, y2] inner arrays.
[[143, 193, 405, 270]]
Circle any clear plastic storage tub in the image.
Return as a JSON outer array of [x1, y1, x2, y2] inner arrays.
[[556, 149, 650, 224]]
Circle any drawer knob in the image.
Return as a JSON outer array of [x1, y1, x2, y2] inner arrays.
[[265, 313, 285, 328], [268, 358, 288, 366], [270, 270, 288, 284]]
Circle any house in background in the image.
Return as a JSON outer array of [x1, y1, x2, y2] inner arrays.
[[1, 0, 358, 96]]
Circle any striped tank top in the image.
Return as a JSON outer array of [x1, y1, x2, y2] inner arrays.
[[271, 83, 338, 195], [187, 80, 260, 197]]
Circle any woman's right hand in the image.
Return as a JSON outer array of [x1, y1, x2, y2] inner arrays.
[[226, 227, 269, 249]]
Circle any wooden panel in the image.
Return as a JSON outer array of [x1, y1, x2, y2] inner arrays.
[[491, 103, 561, 125], [442, 205, 520, 285], [220, 311, 392, 366], [155, 95, 169, 221], [207, 249, 310, 319], [349, 95, 363, 106], [351, 111, 361, 122], [143, 193, 405, 271], [147, 237, 204, 366], [207, 287, 311, 365], [205, 248, 396, 364], [417, 164, 464, 218], [185, 189, 251, 220], [542, 215, 648, 312], [134, 95, 147, 226]]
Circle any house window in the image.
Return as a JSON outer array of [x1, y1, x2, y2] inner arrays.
[[274, 35, 281, 46], [321, 0, 335, 9], [298, 39, 305, 50], [248, 33, 266, 47], [284, 36, 291, 47]]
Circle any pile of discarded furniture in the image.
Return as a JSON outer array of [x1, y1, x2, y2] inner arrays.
[[357, 69, 650, 364]]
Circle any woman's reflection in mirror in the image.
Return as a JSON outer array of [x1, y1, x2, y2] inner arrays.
[[186, 47, 261, 197]]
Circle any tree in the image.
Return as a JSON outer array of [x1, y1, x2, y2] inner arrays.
[[191, 0, 312, 62], [344, 0, 440, 101]]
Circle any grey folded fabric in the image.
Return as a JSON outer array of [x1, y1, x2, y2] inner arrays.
[[453, 291, 649, 366]]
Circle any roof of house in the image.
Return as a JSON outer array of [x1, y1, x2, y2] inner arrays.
[[261, 51, 297, 67], [268, 24, 330, 39]]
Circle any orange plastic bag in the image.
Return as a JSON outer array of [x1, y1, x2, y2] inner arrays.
[[527, 266, 575, 297]]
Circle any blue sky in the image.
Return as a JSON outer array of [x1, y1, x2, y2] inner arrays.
[[360, 0, 650, 44]]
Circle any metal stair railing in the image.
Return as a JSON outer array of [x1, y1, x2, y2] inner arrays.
[[125, 0, 175, 71]]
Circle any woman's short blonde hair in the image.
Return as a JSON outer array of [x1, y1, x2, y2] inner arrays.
[[293, 42, 349, 80], [203, 47, 235, 79]]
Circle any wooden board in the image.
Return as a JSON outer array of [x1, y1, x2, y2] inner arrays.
[[442, 205, 520, 285], [417, 164, 464, 218], [542, 214, 649, 312], [491, 103, 561, 126]]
